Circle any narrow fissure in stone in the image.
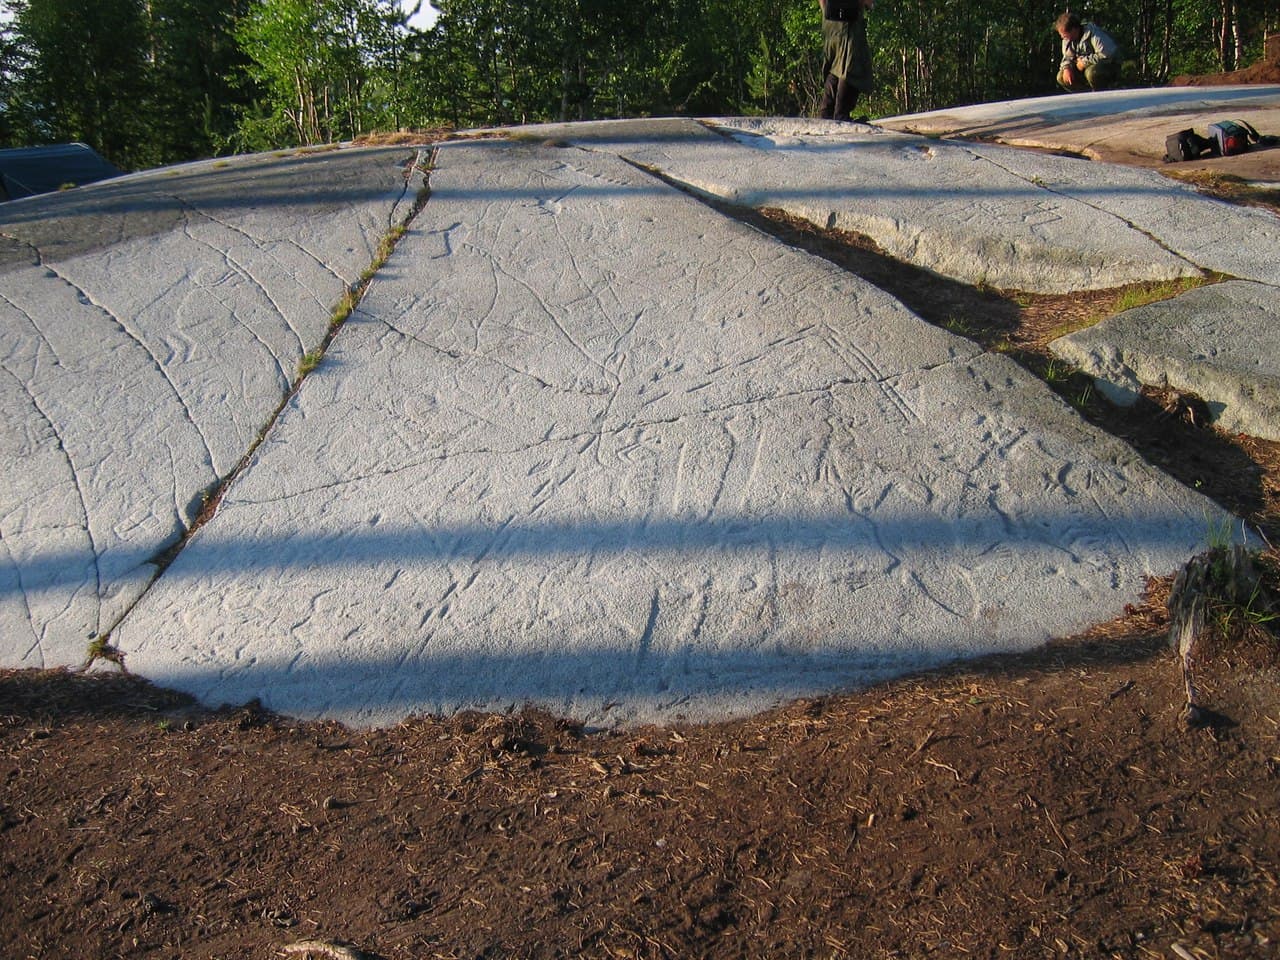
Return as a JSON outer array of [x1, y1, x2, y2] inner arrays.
[[94, 149, 438, 653]]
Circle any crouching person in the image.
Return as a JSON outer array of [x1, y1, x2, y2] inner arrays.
[[1055, 12, 1120, 92]]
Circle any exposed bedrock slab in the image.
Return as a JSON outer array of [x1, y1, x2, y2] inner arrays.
[[881, 86, 1280, 139], [520, 117, 1200, 294], [1051, 280, 1280, 440], [878, 87, 1280, 179], [0, 147, 419, 667], [118, 140, 1228, 728], [971, 145, 1280, 286], [525, 116, 1280, 293]]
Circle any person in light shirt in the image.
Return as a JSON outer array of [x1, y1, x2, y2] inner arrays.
[[1056, 12, 1121, 92]]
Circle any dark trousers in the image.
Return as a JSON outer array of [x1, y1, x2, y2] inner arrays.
[[1057, 59, 1120, 92], [819, 73, 860, 121]]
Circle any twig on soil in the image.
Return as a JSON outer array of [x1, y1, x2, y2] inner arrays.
[[280, 940, 369, 960], [924, 757, 960, 781], [907, 728, 937, 758]]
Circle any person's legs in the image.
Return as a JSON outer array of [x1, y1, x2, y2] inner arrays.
[[1084, 59, 1120, 90], [1057, 65, 1088, 91], [832, 78, 860, 122], [819, 73, 839, 119]]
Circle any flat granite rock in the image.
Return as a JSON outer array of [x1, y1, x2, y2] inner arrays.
[[707, 117, 1280, 289], [878, 85, 1280, 181], [116, 139, 1228, 728], [1051, 279, 1280, 440], [0, 146, 419, 667], [881, 86, 1280, 139], [519, 117, 1203, 293], [520, 116, 1280, 293], [975, 144, 1280, 286]]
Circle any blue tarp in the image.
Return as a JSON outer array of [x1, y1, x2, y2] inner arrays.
[[0, 142, 121, 201]]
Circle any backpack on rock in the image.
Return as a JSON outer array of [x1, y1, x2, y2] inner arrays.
[[1163, 119, 1277, 162], [1207, 120, 1253, 156], [1164, 129, 1215, 163]]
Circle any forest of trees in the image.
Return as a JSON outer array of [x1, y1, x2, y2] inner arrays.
[[0, 0, 1276, 172]]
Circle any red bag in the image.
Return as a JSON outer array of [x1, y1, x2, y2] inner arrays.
[[1206, 120, 1255, 157]]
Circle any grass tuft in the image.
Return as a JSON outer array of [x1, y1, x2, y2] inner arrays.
[[1112, 276, 1211, 314], [1178, 542, 1278, 646], [1164, 168, 1280, 214], [330, 289, 360, 327], [83, 635, 127, 672], [298, 347, 325, 377], [1041, 358, 1073, 383], [352, 126, 455, 147], [1044, 275, 1215, 342]]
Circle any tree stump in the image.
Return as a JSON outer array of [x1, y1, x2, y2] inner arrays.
[[1166, 544, 1262, 725]]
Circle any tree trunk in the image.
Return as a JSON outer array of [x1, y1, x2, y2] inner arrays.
[[1219, 0, 1232, 70], [1232, 2, 1242, 68], [294, 68, 308, 142], [899, 48, 911, 114], [1159, 0, 1173, 81]]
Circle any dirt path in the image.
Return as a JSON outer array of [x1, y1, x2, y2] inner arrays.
[[3, 597, 1277, 959]]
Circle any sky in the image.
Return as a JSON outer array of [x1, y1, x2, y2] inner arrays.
[[402, 1, 440, 31]]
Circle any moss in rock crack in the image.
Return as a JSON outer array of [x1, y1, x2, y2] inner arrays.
[[298, 347, 325, 377]]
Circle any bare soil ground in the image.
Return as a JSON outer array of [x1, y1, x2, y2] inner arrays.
[[1172, 59, 1280, 86], [4, 127, 1280, 960]]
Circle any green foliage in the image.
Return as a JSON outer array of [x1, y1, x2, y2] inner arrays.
[[298, 347, 325, 377], [746, 0, 824, 116], [1205, 513, 1242, 552], [234, 0, 410, 145], [1214, 577, 1277, 634], [148, 0, 258, 160], [84, 634, 126, 670], [866, 0, 1063, 114], [227, 100, 294, 154], [6, 0, 159, 169], [2, 0, 257, 166], [1072, 381, 1094, 410], [0, 20, 22, 144], [1042, 358, 1073, 383], [1191, 542, 1278, 642], [3, 0, 1274, 164]]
